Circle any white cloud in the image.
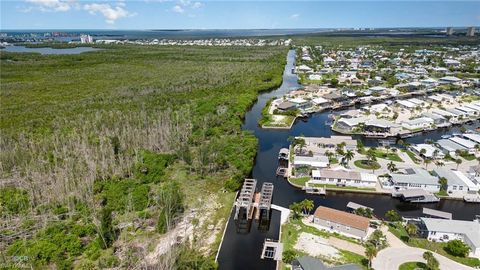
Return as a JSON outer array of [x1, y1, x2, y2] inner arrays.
[[170, 0, 202, 14], [25, 0, 73, 12], [84, 3, 135, 24], [191, 2, 203, 9], [290, 13, 300, 19], [172, 5, 184, 13]]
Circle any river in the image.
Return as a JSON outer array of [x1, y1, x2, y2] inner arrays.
[[217, 50, 480, 270]]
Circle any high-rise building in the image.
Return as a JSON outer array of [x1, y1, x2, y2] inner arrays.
[[446, 27, 454, 36], [80, 34, 93, 44], [467, 27, 475, 37]]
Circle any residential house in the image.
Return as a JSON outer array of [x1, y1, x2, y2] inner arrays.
[[402, 117, 434, 131], [293, 155, 330, 169], [433, 168, 480, 197], [449, 136, 477, 154], [410, 144, 444, 159], [420, 218, 480, 258], [313, 206, 372, 240], [311, 168, 377, 188], [389, 168, 441, 192]]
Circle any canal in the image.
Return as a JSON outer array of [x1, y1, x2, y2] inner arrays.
[[217, 49, 480, 270]]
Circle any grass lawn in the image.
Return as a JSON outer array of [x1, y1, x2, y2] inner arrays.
[[398, 262, 427, 270], [289, 177, 310, 186], [354, 160, 381, 170], [388, 223, 480, 268], [402, 149, 421, 164], [459, 152, 476, 161], [372, 149, 403, 162]]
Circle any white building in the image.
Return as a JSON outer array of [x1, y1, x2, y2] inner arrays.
[[433, 168, 480, 197], [293, 155, 330, 169], [389, 168, 440, 192], [410, 144, 444, 159], [402, 117, 434, 131], [80, 34, 93, 44], [311, 168, 377, 188], [421, 218, 480, 258], [449, 136, 477, 154]]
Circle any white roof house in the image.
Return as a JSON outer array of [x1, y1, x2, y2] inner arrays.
[[311, 97, 330, 105], [397, 100, 417, 109], [433, 168, 480, 194], [449, 136, 477, 152], [390, 168, 440, 192], [421, 218, 480, 258], [439, 76, 462, 84], [408, 98, 425, 105], [402, 117, 434, 130], [293, 155, 329, 168], [463, 133, 480, 145], [410, 144, 444, 159]]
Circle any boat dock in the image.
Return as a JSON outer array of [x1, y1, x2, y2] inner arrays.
[[422, 207, 452, 220], [346, 201, 373, 212], [393, 189, 440, 203], [464, 193, 480, 203], [260, 239, 283, 260]]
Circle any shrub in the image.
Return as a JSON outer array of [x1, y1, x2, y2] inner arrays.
[[445, 239, 470, 257], [282, 250, 298, 264], [0, 187, 29, 216]]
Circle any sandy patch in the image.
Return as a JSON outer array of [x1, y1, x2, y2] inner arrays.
[[294, 232, 340, 258]]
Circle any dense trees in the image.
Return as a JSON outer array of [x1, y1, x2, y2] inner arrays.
[[0, 45, 287, 267]]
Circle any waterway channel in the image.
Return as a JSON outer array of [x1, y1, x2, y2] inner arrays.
[[217, 49, 480, 270]]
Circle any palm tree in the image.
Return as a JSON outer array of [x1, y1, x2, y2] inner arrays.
[[343, 150, 355, 167], [436, 161, 445, 167], [406, 223, 417, 236], [387, 161, 397, 173], [424, 159, 431, 170], [455, 158, 462, 170], [365, 243, 378, 269], [301, 199, 314, 215]]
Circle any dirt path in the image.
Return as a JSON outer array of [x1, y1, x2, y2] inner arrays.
[[327, 237, 365, 256]]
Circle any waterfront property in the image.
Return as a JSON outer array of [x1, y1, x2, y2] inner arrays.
[[293, 155, 330, 169], [387, 168, 441, 193], [420, 217, 480, 258], [409, 144, 444, 159], [432, 168, 480, 197], [313, 206, 372, 240], [311, 168, 377, 188]]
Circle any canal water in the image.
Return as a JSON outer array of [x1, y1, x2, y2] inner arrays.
[[0, 46, 100, 55], [217, 50, 480, 270]]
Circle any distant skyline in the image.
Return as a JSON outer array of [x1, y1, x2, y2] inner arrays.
[[1, 1, 480, 30]]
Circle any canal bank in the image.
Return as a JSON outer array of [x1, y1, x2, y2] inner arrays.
[[216, 50, 480, 270]]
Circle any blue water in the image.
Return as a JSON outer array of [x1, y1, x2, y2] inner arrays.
[[0, 46, 100, 55]]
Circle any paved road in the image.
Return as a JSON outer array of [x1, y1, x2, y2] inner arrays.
[[372, 247, 474, 270], [373, 227, 474, 270]]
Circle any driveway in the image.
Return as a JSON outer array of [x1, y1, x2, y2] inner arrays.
[[372, 247, 474, 270]]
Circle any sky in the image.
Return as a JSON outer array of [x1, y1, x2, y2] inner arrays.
[[1, 0, 479, 30]]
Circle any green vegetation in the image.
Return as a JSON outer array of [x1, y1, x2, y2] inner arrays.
[[399, 262, 427, 270], [354, 160, 381, 170], [366, 148, 403, 162], [289, 177, 310, 187], [0, 45, 287, 267], [445, 239, 471, 258]]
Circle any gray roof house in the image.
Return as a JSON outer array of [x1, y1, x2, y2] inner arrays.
[[420, 218, 480, 258], [390, 168, 440, 192]]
